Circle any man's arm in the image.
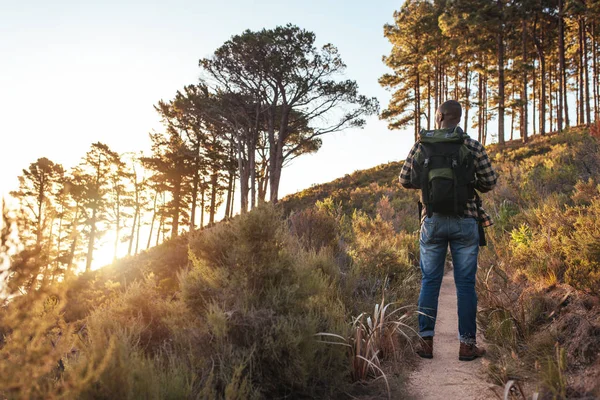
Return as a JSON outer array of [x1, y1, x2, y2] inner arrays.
[[469, 141, 498, 193], [399, 142, 420, 189]]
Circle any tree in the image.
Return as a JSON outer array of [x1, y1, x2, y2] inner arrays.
[[200, 24, 378, 203], [141, 132, 192, 238], [380, 0, 438, 140], [156, 85, 232, 226], [106, 152, 133, 261], [9, 158, 64, 289], [76, 142, 119, 272]]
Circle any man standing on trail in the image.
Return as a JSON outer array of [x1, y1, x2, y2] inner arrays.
[[399, 100, 498, 361]]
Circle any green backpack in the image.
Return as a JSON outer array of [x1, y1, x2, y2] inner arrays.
[[410, 127, 476, 217]]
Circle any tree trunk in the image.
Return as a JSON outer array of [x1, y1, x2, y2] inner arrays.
[[156, 208, 164, 247], [415, 68, 421, 140], [85, 207, 96, 272], [544, 68, 562, 132], [533, 59, 537, 135], [224, 170, 233, 220], [46, 215, 55, 282], [521, 19, 528, 143], [510, 84, 516, 141], [464, 63, 470, 134], [238, 140, 250, 213], [113, 190, 120, 262], [534, 32, 546, 135], [55, 203, 64, 271], [134, 206, 141, 255], [454, 65, 459, 100], [128, 208, 137, 256], [36, 176, 45, 248], [583, 19, 591, 125], [146, 190, 158, 250], [209, 172, 218, 226], [579, 19, 585, 125], [558, 0, 566, 131], [434, 54, 439, 112], [230, 176, 236, 218], [478, 72, 483, 142], [269, 102, 289, 204], [593, 22, 599, 122], [445, 66, 449, 101], [67, 204, 80, 273], [190, 160, 199, 230], [128, 183, 139, 255], [497, 0, 505, 145], [250, 144, 256, 210], [200, 179, 205, 228], [484, 72, 489, 145], [269, 151, 284, 203], [427, 75, 431, 130], [257, 165, 268, 202], [171, 179, 181, 238]]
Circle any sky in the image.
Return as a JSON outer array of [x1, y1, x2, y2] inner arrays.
[[1, 0, 414, 196], [1, 0, 415, 267]]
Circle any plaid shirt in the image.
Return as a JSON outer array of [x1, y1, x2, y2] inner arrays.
[[399, 127, 498, 227]]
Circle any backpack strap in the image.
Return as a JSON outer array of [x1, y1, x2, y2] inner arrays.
[[420, 145, 432, 218], [451, 156, 458, 215]]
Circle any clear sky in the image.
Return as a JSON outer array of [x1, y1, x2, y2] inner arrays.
[[1, 0, 415, 266], [1, 0, 414, 197]]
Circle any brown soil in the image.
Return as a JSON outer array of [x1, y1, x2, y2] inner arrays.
[[407, 270, 498, 400]]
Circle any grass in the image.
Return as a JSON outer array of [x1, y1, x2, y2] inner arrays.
[[316, 293, 417, 400], [3, 127, 600, 398]]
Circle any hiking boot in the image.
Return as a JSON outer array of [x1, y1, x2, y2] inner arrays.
[[459, 342, 486, 361], [416, 337, 433, 359]]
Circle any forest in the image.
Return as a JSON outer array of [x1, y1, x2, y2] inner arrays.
[[4, 24, 377, 278], [381, 0, 600, 145], [1, 0, 600, 398]]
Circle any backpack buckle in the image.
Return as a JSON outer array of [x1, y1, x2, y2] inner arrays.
[[424, 158, 430, 168], [451, 159, 458, 168]]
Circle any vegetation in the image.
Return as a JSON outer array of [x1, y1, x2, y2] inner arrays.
[[1, 194, 420, 398], [381, 0, 600, 144], [285, 127, 600, 398], [4, 127, 600, 398], [475, 128, 600, 398], [5, 23, 376, 286], [3, 2, 600, 398]]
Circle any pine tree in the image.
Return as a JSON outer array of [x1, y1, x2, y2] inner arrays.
[[200, 24, 378, 203], [76, 142, 119, 271], [9, 158, 65, 289], [141, 132, 192, 238]]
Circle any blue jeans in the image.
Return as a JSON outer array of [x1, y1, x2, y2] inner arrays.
[[418, 214, 479, 344]]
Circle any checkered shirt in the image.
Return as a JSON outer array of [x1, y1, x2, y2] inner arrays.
[[399, 128, 498, 227]]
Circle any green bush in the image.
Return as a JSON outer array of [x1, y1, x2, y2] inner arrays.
[[182, 203, 350, 398]]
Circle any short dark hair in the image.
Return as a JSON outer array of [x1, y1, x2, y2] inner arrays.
[[438, 100, 462, 123]]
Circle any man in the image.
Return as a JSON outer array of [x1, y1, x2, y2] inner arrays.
[[399, 100, 498, 361]]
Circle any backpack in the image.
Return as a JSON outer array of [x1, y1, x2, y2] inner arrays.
[[409, 127, 476, 217]]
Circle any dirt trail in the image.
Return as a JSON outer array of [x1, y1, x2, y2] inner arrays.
[[407, 270, 497, 400]]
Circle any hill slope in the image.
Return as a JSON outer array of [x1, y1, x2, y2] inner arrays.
[[2, 127, 600, 399]]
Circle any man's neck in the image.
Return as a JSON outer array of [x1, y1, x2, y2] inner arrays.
[[439, 124, 459, 130]]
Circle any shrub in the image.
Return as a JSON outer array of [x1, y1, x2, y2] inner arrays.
[[182, 203, 350, 398], [289, 206, 339, 252]]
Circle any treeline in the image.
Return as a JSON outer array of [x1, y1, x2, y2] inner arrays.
[[381, 0, 600, 144], [7, 24, 377, 287]]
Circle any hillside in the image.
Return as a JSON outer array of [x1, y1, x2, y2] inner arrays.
[[282, 126, 600, 398], [2, 127, 600, 399]]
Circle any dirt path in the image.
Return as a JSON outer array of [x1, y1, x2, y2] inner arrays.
[[407, 270, 497, 400]]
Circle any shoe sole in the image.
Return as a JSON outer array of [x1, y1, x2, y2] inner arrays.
[[458, 355, 481, 361]]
